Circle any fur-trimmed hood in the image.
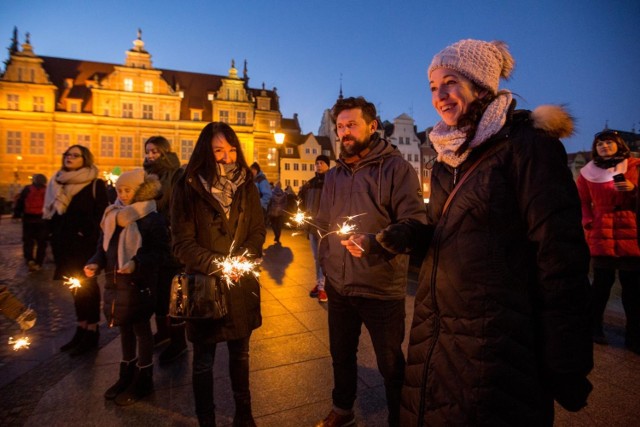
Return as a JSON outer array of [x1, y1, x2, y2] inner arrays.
[[132, 173, 162, 203], [530, 104, 574, 139]]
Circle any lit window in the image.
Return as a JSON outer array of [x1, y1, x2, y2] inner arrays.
[[144, 81, 153, 93], [6, 131, 22, 154], [124, 78, 133, 91], [7, 94, 19, 110], [181, 140, 194, 161], [30, 132, 45, 154], [120, 136, 133, 158], [33, 96, 44, 112], [55, 134, 70, 154], [142, 104, 153, 119], [219, 110, 229, 123], [122, 103, 133, 118], [267, 147, 277, 167], [101, 136, 114, 157]]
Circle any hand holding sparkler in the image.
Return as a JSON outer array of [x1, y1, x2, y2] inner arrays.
[[8, 336, 31, 351], [63, 276, 82, 294], [84, 264, 98, 278], [340, 234, 368, 258], [213, 249, 260, 287]]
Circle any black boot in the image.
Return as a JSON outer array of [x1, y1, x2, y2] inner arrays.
[[233, 398, 256, 427], [69, 328, 99, 357], [159, 321, 188, 364], [115, 364, 154, 406], [60, 327, 85, 352], [154, 315, 170, 347], [104, 359, 137, 400], [193, 371, 216, 427]]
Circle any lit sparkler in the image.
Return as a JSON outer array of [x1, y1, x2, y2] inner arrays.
[[321, 213, 367, 252], [8, 336, 31, 351], [63, 276, 82, 294], [213, 249, 260, 287], [284, 201, 327, 236]]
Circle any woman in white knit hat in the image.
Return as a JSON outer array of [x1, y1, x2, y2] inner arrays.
[[375, 39, 594, 425]]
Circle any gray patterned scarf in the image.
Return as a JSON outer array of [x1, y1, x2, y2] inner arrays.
[[200, 163, 247, 218]]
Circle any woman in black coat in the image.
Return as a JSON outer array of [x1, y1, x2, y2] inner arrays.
[[43, 144, 108, 356], [378, 39, 593, 426], [143, 135, 187, 362], [171, 122, 265, 427]]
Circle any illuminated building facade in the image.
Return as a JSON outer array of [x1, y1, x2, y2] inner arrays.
[[0, 29, 285, 198]]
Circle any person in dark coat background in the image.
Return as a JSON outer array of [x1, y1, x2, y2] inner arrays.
[[142, 135, 188, 363], [43, 144, 109, 356], [85, 169, 169, 406], [377, 39, 593, 426], [171, 122, 265, 427], [14, 173, 48, 271]]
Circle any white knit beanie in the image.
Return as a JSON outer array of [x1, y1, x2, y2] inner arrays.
[[116, 168, 145, 190], [428, 39, 515, 94]]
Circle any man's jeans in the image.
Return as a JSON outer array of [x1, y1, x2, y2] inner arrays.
[[326, 281, 405, 426]]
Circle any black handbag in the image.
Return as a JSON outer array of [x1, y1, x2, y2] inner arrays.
[[169, 273, 228, 320]]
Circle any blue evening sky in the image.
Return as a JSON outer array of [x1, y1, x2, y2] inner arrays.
[[2, 0, 638, 153]]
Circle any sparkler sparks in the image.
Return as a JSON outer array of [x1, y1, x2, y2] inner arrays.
[[8, 336, 31, 351], [323, 213, 367, 252], [213, 249, 260, 287], [284, 201, 327, 236], [63, 276, 82, 293]]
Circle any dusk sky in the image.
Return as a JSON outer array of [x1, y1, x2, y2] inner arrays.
[[2, 0, 638, 153]]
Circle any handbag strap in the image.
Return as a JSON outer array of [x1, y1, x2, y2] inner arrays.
[[440, 146, 496, 217]]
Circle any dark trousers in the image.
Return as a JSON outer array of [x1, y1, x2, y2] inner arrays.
[[326, 281, 405, 427], [592, 267, 640, 341], [22, 219, 48, 265], [74, 276, 101, 324], [192, 337, 251, 423], [269, 215, 285, 242], [120, 319, 154, 366]]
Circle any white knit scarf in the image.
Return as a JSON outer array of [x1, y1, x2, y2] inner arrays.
[[430, 92, 513, 167], [43, 165, 99, 219], [101, 199, 157, 269]]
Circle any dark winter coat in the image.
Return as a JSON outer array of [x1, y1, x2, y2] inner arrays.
[[49, 179, 109, 279], [143, 151, 183, 222], [299, 172, 326, 218], [171, 170, 266, 344], [401, 106, 593, 426], [267, 187, 288, 217], [89, 175, 170, 327], [316, 133, 427, 300]]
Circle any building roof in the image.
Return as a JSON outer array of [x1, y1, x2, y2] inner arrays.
[[38, 55, 279, 120]]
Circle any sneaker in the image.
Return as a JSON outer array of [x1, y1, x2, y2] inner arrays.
[[318, 290, 328, 303], [309, 285, 319, 297], [315, 410, 355, 427]]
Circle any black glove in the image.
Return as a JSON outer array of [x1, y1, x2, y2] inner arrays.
[[551, 374, 593, 412], [376, 224, 412, 254]]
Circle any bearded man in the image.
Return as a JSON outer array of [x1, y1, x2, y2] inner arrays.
[[314, 96, 427, 427]]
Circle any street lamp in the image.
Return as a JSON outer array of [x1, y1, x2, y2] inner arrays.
[[274, 132, 284, 183]]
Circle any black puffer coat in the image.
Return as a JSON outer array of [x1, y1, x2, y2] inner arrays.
[[171, 170, 265, 344], [401, 106, 593, 426], [89, 176, 170, 326]]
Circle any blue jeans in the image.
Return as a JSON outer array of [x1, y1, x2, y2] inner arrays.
[[326, 281, 405, 427], [309, 232, 324, 287]]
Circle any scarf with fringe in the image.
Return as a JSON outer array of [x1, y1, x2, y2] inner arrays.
[[43, 165, 99, 219], [430, 92, 513, 167], [101, 199, 157, 269], [200, 163, 247, 218]]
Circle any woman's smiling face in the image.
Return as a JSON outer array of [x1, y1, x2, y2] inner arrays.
[[430, 68, 486, 127]]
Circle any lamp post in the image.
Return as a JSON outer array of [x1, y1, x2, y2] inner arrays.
[[274, 132, 284, 183]]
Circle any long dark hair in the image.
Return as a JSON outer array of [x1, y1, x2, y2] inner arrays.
[[61, 144, 94, 170], [184, 122, 251, 188], [591, 130, 630, 168]]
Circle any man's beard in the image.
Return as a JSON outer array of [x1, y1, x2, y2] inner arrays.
[[340, 135, 371, 157]]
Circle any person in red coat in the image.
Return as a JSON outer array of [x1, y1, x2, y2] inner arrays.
[[577, 130, 640, 352]]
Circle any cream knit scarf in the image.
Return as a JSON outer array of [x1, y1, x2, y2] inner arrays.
[[43, 165, 99, 219], [201, 163, 247, 219], [430, 92, 513, 167], [101, 199, 157, 269]]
